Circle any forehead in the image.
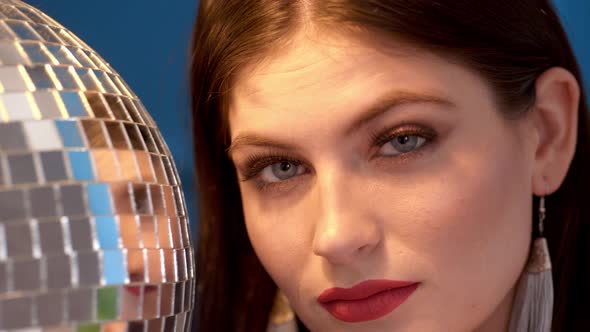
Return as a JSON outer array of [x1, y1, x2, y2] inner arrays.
[[232, 33, 399, 106], [228, 32, 464, 138]]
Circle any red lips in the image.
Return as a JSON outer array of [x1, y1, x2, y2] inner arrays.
[[317, 279, 420, 322]]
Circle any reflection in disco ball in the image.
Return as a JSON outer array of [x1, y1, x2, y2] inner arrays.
[[0, 1, 195, 331]]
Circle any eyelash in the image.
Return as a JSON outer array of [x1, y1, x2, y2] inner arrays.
[[369, 124, 437, 158], [238, 124, 437, 191], [241, 153, 304, 183]]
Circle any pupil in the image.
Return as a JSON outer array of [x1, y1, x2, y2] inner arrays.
[[398, 136, 410, 144], [280, 162, 291, 172]]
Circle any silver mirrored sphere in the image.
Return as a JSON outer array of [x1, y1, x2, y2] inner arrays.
[[0, 1, 195, 331]]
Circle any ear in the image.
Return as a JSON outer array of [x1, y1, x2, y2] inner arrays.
[[531, 67, 580, 196]]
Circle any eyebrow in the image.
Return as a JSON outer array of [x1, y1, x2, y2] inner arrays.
[[226, 90, 455, 159]]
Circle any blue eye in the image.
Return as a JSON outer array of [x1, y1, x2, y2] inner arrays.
[[379, 134, 427, 156], [259, 161, 305, 183]]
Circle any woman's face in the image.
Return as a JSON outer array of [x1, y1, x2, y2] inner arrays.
[[228, 31, 536, 331]]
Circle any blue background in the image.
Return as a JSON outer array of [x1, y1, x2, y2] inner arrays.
[[24, 0, 590, 228]]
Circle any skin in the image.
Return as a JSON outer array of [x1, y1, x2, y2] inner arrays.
[[227, 28, 579, 332]]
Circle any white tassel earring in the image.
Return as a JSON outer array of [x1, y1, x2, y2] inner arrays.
[[508, 194, 554, 332]]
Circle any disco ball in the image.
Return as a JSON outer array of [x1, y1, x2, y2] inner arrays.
[[0, 1, 195, 331]]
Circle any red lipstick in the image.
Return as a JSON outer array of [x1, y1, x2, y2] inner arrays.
[[317, 279, 419, 323]]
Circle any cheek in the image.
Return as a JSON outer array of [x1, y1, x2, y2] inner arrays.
[[241, 196, 308, 296], [442, 137, 530, 265], [404, 147, 531, 262], [387, 126, 533, 325]]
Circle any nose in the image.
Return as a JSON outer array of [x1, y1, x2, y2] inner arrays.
[[311, 169, 382, 265]]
